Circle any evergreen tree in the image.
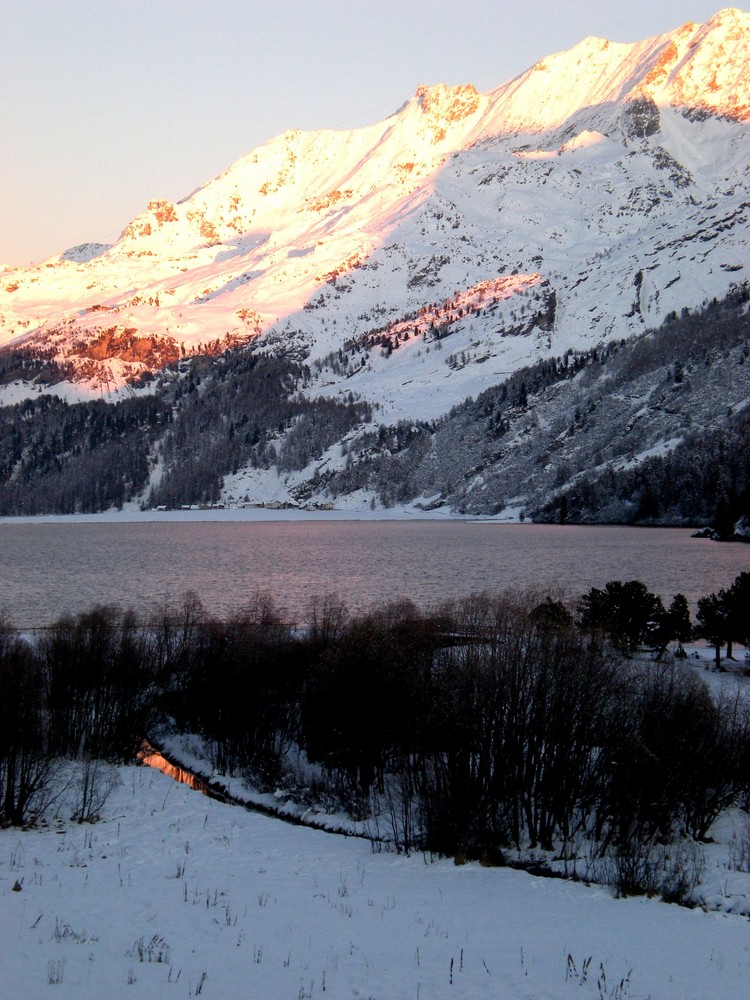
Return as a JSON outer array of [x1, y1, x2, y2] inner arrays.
[[724, 572, 750, 657], [696, 591, 729, 668], [579, 580, 665, 655]]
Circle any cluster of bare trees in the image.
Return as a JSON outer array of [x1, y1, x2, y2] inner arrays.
[[296, 588, 749, 865], [2, 579, 748, 901], [0, 607, 157, 825]]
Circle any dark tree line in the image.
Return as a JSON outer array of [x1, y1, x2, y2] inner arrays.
[[538, 410, 750, 534], [0, 394, 170, 515], [0, 344, 372, 513], [148, 349, 371, 507], [0, 345, 75, 387], [579, 581, 692, 657], [530, 287, 750, 529], [3, 574, 748, 892]]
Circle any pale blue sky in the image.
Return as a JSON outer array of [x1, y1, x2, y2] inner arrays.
[[0, 0, 728, 264]]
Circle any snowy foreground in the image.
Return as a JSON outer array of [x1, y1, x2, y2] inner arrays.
[[2, 765, 749, 1000]]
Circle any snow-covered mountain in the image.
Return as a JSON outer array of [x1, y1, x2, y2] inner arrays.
[[1, 9, 749, 426]]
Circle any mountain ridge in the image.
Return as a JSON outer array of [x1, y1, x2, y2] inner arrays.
[[1, 8, 749, 518]]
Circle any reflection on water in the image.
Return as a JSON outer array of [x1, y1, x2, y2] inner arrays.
[[1, 520, 747, 627], [139, 743, 218, 798]]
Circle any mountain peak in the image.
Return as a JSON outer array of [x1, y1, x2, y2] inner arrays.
[[706, 6, 749, 27], [414, 83, 481, 123], [640, 6, 750, 121]]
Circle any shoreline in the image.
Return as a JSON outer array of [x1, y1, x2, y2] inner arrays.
[[0, 503, 516, 526], [0, 507, 716, 529]]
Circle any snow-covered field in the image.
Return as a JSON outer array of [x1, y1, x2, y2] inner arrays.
[[2, 763, 749, 1000]]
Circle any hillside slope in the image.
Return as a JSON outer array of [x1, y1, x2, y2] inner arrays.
[[319, 287, 750, 528]]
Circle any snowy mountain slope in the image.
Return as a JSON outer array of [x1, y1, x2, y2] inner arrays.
[[1, 8, 749, 429], [306, 286, 750, 522]]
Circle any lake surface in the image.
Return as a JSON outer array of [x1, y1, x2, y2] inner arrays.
[[1, 520, 748, 628]]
